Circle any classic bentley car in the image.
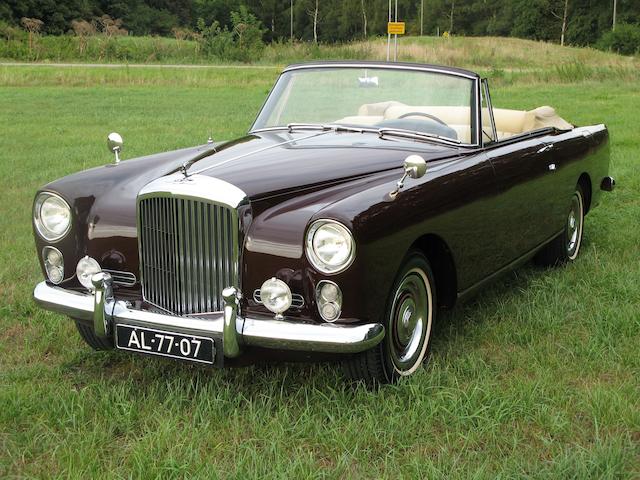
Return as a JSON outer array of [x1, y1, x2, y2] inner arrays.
[[33, 61, 614, 385]]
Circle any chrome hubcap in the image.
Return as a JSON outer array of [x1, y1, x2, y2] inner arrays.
[[389, 268, 432, 375], [567, 192, 583, 259]]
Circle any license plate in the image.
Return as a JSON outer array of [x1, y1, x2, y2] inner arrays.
[[115, 324, 215, 365]]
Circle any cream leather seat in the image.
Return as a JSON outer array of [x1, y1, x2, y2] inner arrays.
[[334, 102, 573, 143]]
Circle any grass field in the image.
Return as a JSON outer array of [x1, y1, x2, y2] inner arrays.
[[1, 52, 639, 477]]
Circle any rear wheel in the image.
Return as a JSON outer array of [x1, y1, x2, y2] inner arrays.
[[342, 251, 436, 386], [75, 320, 113, 350], [535, 186, 585, 267]]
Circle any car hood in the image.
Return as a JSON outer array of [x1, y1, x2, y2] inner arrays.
[[185, 131, 459, 201], [41, 131, 460, 246], [46, 131, 459, 209], [37, 130, 462, 288]]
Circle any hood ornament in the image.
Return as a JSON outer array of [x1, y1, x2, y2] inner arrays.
[[179, 163, 190, 178], [106, 132, 123, 165]]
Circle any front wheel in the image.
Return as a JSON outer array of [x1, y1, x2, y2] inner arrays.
[[535, 185, 585, 267], [342, 251, 436, 386], [75, 320, 114, 350]]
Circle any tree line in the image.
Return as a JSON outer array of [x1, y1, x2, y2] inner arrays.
[[1, 0, 639, 50]]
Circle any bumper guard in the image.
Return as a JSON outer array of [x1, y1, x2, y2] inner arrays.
[[33, 274, 384, 359]]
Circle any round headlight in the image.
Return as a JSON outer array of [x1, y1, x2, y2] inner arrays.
[[306, 220, 355, 274], [43, 246, 64, 284], [260, 277, 292, 315], [34, 192, 71, 242], [76, 256, 101, 290]]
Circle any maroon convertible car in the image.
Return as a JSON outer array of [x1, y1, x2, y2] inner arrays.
[[33, 62, 614, 384]]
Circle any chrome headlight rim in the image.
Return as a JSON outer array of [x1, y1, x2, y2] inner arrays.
[[316, 280, 343, 323], [42, 246, 64, 285], [33, 191, 72, 242], [305, 219, 356, 275]]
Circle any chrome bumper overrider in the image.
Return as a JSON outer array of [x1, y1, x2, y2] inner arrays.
[[33, 273, 384, 360]]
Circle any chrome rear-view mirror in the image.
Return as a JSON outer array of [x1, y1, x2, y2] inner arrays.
[[389, 155, 428, 199], [107, 132, 123, 164]]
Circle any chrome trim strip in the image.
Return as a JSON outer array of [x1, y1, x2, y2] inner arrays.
[[188, 131, 330, 177], [103, 269, 137, 286], [282, 62, 478, 80], [33, 280, 385, 356], [253, 289, 305, 308]]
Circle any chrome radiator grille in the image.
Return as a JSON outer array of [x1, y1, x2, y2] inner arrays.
[[138, 196, 238, 315]]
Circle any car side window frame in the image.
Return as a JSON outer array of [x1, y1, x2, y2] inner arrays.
[[481, 78, 498, 147]]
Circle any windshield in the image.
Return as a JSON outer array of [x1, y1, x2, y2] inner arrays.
[[252, 66, 477, 144]]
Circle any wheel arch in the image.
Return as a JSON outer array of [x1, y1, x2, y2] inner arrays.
[[578, 172, 592, 214], [411, 234, 458, 309]]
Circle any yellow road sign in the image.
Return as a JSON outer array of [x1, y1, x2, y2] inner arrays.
[[388, 22, 405, 35]]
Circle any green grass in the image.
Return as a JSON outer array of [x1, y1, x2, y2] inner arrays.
[[0, 61, 638, 478]]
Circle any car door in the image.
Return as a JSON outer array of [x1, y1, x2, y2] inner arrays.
[[486, 137, 566, 267], [409, 150, 507, 290]]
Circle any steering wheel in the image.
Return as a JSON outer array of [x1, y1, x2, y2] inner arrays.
[[398, 112, 448, 126]]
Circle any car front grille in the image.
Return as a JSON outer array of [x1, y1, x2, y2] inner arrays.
[[138, 196, 238, 315]]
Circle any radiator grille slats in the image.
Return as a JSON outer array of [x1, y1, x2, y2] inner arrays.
[[139, 196, 237, 315]]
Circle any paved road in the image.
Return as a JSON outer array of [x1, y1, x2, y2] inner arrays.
[[0, 62, 279, 69]]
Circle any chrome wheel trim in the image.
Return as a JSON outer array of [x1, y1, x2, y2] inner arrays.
[[388, 267, 433, 376], [567, 190, 584, 260]]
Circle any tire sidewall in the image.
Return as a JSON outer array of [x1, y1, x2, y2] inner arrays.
[[566, 187, 585, 262], [381, 251, 436, 382]]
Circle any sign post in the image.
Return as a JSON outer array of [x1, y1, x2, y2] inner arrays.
[[386, 0, 391, 61], [386, 0, 404, 61]]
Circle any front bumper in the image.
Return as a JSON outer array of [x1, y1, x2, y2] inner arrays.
[[33, 273, 384, 361]]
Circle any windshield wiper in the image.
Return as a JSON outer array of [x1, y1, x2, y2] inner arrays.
[[286, 123, 379, 134], [377, 127, 462, 146], [254, 123, 463, 146]]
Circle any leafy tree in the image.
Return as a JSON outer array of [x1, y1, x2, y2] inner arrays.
[[598, 23, 640, 54], [0, 0, 638, 51]]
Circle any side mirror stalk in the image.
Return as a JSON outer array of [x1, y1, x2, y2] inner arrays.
[[389, 155, 427, 199]]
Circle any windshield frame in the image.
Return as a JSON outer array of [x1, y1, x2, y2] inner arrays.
[[249, 62, 482, 147]]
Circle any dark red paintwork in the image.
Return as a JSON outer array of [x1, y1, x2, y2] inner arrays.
[[33, 66, 611, 340]]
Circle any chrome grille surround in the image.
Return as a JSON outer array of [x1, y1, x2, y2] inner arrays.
[[137, 173, 247, 315]]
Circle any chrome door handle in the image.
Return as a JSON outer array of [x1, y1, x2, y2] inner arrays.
[[548, 163, 557, 171], [537, 144, 554, 154]]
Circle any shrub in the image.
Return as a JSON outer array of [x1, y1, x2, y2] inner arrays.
[[0, 20, 26, 41], [597, 24, 640, 56], [197, 6, 265, 63]]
